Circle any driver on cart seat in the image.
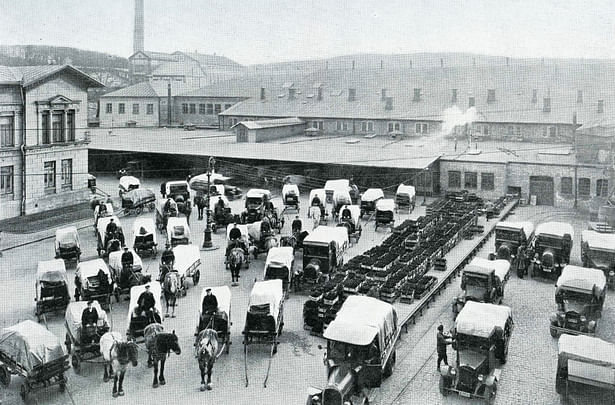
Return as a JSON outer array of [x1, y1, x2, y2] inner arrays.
[[81, 300, 99, 344], [159, 244, 175, 282], [215, 196, 225, 213], [341, 206, 352, 222], [227, 223, 248, 257], [137, 284, 156, 322], [106, 218, 118, 236], [292, 215, 302, 234], [311, 194, 321, 207]]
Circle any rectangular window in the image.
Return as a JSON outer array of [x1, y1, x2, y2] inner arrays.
[[560, 177, 573, 195], [0, 165, 13, 196], [578, 178, 591, 197], [507, 126, 513, 136], [207, 103, 213, 114], [214, 104, 222, 114], [199, 104, 206, 114], [312, 121, 323, 130], [44, 161, 56, 193], [66, 110, 75, 141], [464, 172, 478, 189], [336, 121, 349, 131], [448, 171, 461, 188], [360, 121, 374, 132], [42, 112, 50, 144], [106, 103, 112, 114], [597, 179, 609, 197], [225, 104, 232, 110], [516, 126, 521, 137], [549, 126, 557, 137], [415, 123, 428, 134], [118, 103, 125, 114], [146, 104, 154, 115], [182, 103, 188, 114], [132, 104, 139, 115], [481, 173, 495, 190], [61, 159, 72, 190], [52, 113, 64, 143], [421, 123, 427, 133], [483, 125, 489, 135], [189, 104, 196, 114], [0, 116, 14, 147]]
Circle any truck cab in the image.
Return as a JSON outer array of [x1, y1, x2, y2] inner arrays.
[[453, 258, 510, 316], [530, 222, 574, 279], [302, 226, 348, 284], [549, 265, 606, 338], [581, 230, 615, 288], [494, 221, 534, 276]]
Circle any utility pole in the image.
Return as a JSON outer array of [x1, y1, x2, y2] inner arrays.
[[202, 157, 218, 250]]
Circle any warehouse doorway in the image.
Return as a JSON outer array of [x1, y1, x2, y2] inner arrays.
[[529, 176, 554, 205]]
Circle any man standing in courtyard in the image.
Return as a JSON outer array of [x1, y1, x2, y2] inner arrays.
[[437, 324, 453, 371]]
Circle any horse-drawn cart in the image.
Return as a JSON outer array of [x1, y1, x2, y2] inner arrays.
[[132, 217, 158, 256], [264, 247, 295, 295], [35, 259, 71, 322], [282, 184, 300, 213], [337, 204, 363, 244], [54, 226, 81, 262], [166, 216, 190, 247], [75, 259, 113, 309], [108, 249, 150, 302], [375, 199, 396, 231], [0, 320, 70, 402], [243, 279, 285, 387], [96, 215, 125, 257], [126, 282, 163, 341], [197, 286, 232, 354], [121, 188, 156, 216], [173, 244, 202, 293], [64, 301, 110, 373]]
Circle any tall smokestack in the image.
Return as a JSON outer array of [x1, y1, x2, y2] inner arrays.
[[167, 82, 172, 125], [133, 0, 145, 53]]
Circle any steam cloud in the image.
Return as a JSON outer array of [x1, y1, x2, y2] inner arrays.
[[440, 105, 478, 137]]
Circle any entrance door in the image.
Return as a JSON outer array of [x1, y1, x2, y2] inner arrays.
[[529, 176, 554, 205]]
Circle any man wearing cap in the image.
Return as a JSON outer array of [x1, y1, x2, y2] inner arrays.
[[201, 288, 218, 315], [137, 284, 156, 321], [81, 300, 99, 344], [437, 324, 453, 371], [292, 215, 302, 235], [105, 217, 118, 236]]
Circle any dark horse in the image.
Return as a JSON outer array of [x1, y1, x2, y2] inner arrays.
[[196, 328, 220, 391], [228, 248, 244, 286], [99, 331, 139, 397], [144, 323, 181, 388], [163, 271, 181, 317]]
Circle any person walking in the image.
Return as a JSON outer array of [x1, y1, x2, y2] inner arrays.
[[437, 324, 453, 371]]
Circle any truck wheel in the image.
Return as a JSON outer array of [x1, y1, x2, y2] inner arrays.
[[72, 355, 81, 374], [439, 375, 449, 396], [383, 351, 396, 378], [550, 325, 559, 338], [0, 365, 10, 387]]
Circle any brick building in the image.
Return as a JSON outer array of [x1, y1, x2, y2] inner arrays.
[[0, 65, 103, 220]]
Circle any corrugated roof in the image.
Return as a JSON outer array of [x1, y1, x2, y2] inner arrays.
[[152, 60, 205, 77], [143, 51, 178, 62], [236, 117, 304, 130], [180, 52, 242, 68], [101, 80, 200, 98], [0, 64, 103, 88]]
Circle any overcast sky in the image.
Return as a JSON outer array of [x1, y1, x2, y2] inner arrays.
[[1, 0, 614, 65]]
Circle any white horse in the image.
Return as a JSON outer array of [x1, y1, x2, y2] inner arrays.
[[308, 206, 321, 230], [100, 331, 138, 397]]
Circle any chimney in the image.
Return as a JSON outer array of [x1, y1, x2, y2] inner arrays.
[[598, 99, 604, 113], [317, 87, 323, 101], [577, 90, 583, 104], [288, 88, 295, 100], [573, 112, 577, 125], [451, 89, 458, 104], [381, 88, 387, 101], [133, 0, 145, 53], [167, 82, 172, 125], [468, 96, 475, 108], [413, 88, 422, 102], [260, 87, 265, 101], [440, 58, 444, 68], [487, 89, 496, 104], [348, 88, 356, 102], [531, 89, 538, 104], [543, 97, 551, 112], [385, 97, 393, 111], [380, 60, 383, 69]]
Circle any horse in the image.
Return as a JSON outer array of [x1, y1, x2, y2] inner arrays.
[[196, 329, 221, 391], [308, 206, 321, 230], [99, 331, 139, 398], [144, 323, 182, 388], [228, 247, 244, 286], [163, 271, 181, 317]]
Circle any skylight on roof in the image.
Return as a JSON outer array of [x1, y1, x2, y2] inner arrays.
[[278, 94, 285, 98], [282, 82, 294, 89], [306, 94, 314, 98]]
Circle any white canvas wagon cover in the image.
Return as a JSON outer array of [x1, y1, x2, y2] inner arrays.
[[126, 282, 162, 327], [119, 176, 140, 190], [108, 249, 143, 272], [325, 179, 350, 194], [209, 195, 230, 211], [65, 301, 109, 343], [248, 280, 283, 325], [226, 224, 250, 242], [376, 199, 396, 212], [246, 188, 271, 199], [0, 320, 66, 373], [362, 188, 384, 202], [282, 184, 299, 198], [36, 259, 68, 284], [333, 189, 352, 204], [172, 244, 201, 277], [199, 286, 231, 318], [396, 184, 415, 198], [247, 221, 263, 241], [265, 247, 294, 277], [496, 221, 535, 239], [455, 301, 512, 339], [55, 226, 79, 249], [535, 222, 574, 239], [303, 226, 348, 249], [582, 230, 615, 251], [167, 217, 190, 241], [97, 215, 121, 239], [556, 265, 606, 295], [309, 189, 326, 205], [131, 217, 157, 246], [465, 258, 510, 282], [324, 296, 397, 349], [559, 334, 615, 369], [76, 259, 111, 283]]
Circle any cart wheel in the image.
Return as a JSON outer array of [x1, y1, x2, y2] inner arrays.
[[193, 270, 200, 285], [0, 365, 10, 387], [439, 375, 449, 396], [72, 355, 81, 374], [484, 382, 496, 404], [136, 207, 143, 216], [65, 333, 72, 354], [20, 383, 28, 401]]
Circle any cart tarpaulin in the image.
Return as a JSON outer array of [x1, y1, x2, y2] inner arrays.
[[556, 265, 607, 297], [36, 259, 68, 284], [64, 301, 109, 343], [248, 280, 283, 327], [559, 334, 615, 370], [396, 184, 416, 198], [362, 188, 384, 202], [172, 244, 201, 277], [108, 249, 143, 273], [55, 226, 79, 249], [455, 301, 512, 339], [131, 217, 157, 247], [123, 188, 155, 205], [119, 176, 140, 191], [76, 259, 112, 283], [582, 230, 615, 251], [127, 282, 163, 328], [264, 247, 294, 280], [0, 320, 66, 373], [536, 222, 574, 239], [497, 221, 535, 240], [376, 199, 396, 213], [282, 184, 299, 198], [465, 257, 510, 283]]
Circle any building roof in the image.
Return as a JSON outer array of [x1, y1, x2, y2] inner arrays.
[[179, 52, 242, 68], [151, 60, 205, 78], [235, 117, 304, 130], [101, 80, 200, 98], [0, 64, 104, 89], [141, 51, 178, 62]]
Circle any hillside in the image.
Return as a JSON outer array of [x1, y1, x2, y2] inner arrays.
[[0, 44, 127, 69]]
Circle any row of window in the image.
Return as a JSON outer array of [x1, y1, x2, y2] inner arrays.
[[448, 171, 495, 190], [310, 120, 430, 133], [0, 160, 73, 197], [181, 103, 232, 115], [106, 103, 154, 115], [41, 111, 76, 145], [561, 177, 608, 197]]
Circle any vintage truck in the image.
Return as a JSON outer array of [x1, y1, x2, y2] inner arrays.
[[529, 222, 574, 279], [581, 230, 615, 289], [493, 221, 534, 277], [452, 258, 510, 316]]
